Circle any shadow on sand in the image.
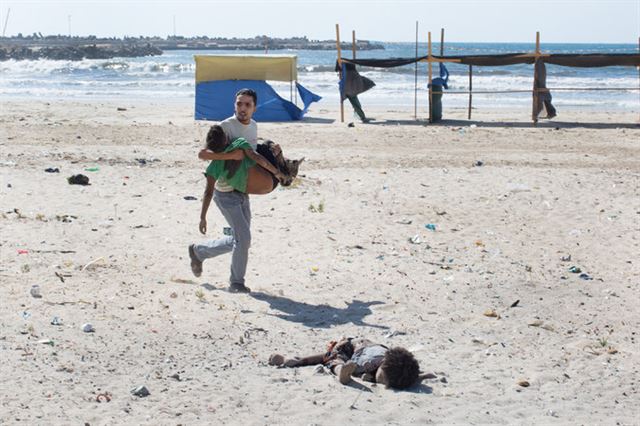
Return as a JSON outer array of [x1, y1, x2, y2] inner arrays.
[[437, 118, 639, 129], [362, 117, 639, 129], [300, 116, 336, 124], [405, 383, 434, 394], [247, 291, 389, 329], [335, 379, 433, 396]]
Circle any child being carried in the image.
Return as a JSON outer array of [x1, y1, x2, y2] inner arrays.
[[204, 124, 304, 195]]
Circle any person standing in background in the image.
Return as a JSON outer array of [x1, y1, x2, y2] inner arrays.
[[336, 61, 375, 123]]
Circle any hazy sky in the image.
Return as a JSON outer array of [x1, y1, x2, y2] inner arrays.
[[2, 0, 638, 43]]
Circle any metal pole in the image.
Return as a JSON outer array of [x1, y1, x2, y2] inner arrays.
[[352, 30, 357, 121], [428, 31, 433, 123], [440, 28, 444, 121], [2, 8, 10, 37], [292, 59, 297, 105], [336, 24, 344, 123], [414, 21, 419, 120], [468, 65, 473, 119]]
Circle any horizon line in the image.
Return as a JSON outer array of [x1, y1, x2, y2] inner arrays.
[[1, 33, 638, 45]]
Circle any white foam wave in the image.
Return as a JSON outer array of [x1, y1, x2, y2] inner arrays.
[[0, 57, 195, 77], [0, 50, 637, 110]]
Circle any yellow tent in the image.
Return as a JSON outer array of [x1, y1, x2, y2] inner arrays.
[[194, 54, 297, 83]]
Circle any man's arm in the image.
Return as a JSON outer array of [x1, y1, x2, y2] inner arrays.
[[198, 149, 245, 161], [243, 149, 284, 181], [199, 175, 215, 234]]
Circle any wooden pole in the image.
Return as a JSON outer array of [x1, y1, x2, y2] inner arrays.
[[468, 65, 473, 119], [428, 32, 433, 123], [414, 21, 419, 120], [335, 24, 344, 123], [352, 30, 356, 59], [532, 31, 540, 124], [352, 30, 357, 121], [440, 28, 444, 121]]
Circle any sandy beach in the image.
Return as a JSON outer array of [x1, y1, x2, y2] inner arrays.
[[1, 99, 638, 425]]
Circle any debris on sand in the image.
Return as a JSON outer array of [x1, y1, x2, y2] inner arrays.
[[67, 174, 90, 185]]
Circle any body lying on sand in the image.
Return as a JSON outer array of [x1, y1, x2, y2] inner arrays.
[[269, 337, 435, 389]]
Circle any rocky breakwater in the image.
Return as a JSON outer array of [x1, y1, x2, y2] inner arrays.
[[0, 43, 162, 61], [156, 36, 385, 51], [0, 34, 384, 60]]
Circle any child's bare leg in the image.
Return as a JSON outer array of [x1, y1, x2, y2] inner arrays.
[[268, 353, 325, 368], [333, 361, 357, 385]]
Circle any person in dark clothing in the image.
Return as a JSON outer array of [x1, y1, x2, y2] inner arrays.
[[336, 61, 376, 123], [347, 93, 368, 122], [533, 59, 557, 121]]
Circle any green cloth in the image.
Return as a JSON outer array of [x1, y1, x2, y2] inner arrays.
[[205, 138, 256, 192]]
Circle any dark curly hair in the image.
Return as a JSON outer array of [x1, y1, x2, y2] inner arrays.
[[380, 347, 420, 389], [235, 88, 257, 105], [206, 125, 228, 152]]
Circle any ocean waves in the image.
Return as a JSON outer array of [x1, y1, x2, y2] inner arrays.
[[0, 42, 637, 110], [0, 57, 195, 76]]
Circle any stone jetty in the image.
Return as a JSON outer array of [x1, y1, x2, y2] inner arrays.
[[0, 34, 384, 61]]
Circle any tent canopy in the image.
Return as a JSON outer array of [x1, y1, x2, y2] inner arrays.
[[195, 54, 297, 82], [194, 54, 320, 122]]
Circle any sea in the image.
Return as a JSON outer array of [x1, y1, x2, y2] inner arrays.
[[1, 42, 638, 112]]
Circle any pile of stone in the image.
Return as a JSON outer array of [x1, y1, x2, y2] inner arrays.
[[0, 44, 162, 61]]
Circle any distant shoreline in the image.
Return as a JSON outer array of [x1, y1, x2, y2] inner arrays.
[[0, 34, 385, 61]]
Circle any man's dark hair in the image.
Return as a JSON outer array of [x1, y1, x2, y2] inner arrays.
[[381, 347, 420, 389], [235, 88, 257, 105], [206, 125, 228, 152]]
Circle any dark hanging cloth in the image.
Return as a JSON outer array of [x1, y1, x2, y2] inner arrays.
[[341, 54, 533, 67], [336, 61, 376, 100], [446, 53, 535, 66], [341, 57, 425, 68], [336, 53, 638, 119], [533, 59, 557, 119], [544, 54, 640, 67], [340, 53, 640, 68]]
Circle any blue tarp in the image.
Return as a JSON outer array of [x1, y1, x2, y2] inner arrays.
[[429, 63, 450, 89], [195, 80, 321, 122]]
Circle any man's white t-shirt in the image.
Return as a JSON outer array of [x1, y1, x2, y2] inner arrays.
[[215, 116, 258, 192]]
